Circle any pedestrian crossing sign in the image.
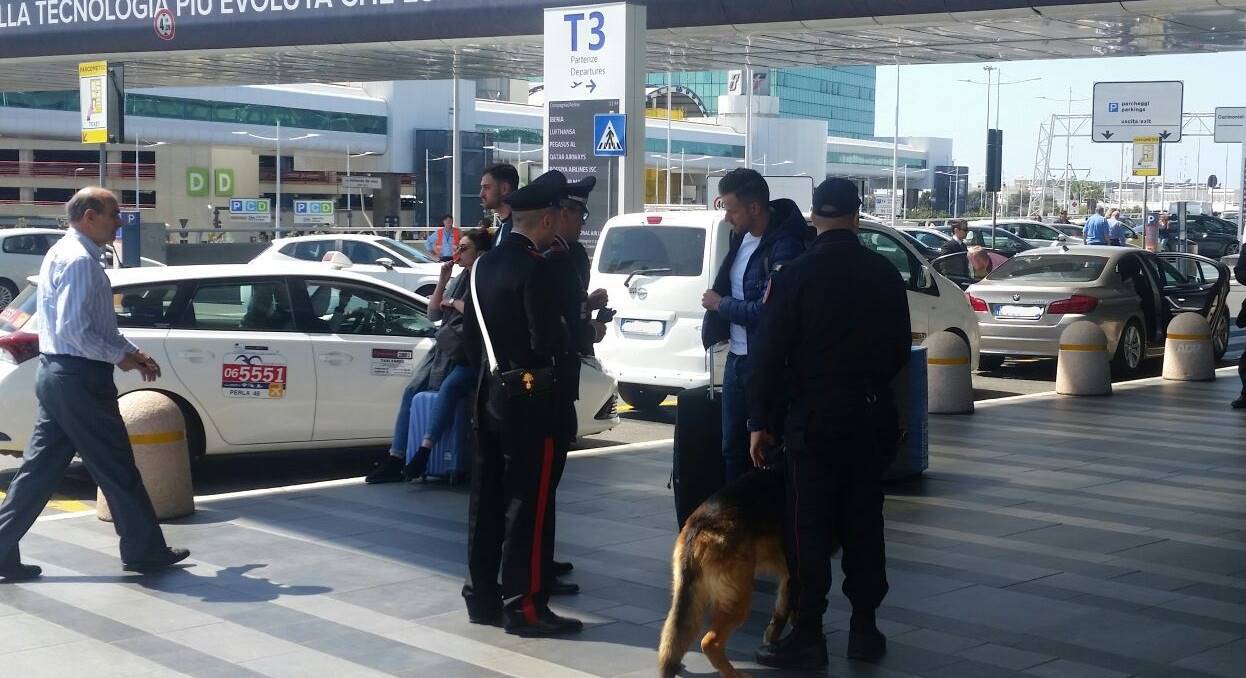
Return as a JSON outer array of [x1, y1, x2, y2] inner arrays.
[[593, 113, 626, 157]]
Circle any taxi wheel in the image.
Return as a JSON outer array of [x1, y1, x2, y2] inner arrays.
[[977, 355, 1005, 372], [1111, 320, 1146, 377], [1212, 310, 1230, 362]]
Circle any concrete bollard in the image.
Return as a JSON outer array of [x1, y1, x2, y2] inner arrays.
[[1056, 321, 1112, 396], [98, 391, 195, 522], [923, 331, 974, 414], [1163, 312, 1216, 381]]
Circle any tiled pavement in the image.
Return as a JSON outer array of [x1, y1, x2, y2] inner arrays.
[[2, 372, 1245, 677]]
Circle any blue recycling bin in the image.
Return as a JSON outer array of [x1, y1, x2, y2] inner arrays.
[[884, 346, 928, 481]]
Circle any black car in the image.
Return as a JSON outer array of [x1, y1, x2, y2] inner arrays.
[[1179, 214, 1241, 259], [933, 224, 1036, 257]]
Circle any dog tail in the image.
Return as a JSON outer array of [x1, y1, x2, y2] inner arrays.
[[658, 529, 706, 678]]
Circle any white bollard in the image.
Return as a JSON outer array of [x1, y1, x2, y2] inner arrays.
[[922, 331, 974, 414], [1056, 321, 1112, 396], [1163, 312, 1216, 382], [98, 391, 195, 522]]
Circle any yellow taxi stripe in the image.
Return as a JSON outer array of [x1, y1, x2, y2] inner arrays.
[[1167, 333, 1210, 341], [1059, 343, 1107, 352], [0, 491, 92, 514], [927, 357, 970, 366], [128, 430, 185, 445]]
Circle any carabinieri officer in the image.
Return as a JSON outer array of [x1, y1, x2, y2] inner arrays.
[[460, 171, 581, 637]]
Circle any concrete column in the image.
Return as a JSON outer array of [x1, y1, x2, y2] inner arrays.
[[373, 173, 401, 232]]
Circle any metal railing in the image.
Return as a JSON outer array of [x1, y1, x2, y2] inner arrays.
[[0, 161, 155, 179], [257, 168, 416, 185]]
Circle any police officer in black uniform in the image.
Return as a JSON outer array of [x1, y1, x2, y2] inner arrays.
[[461, 171, 582, 637], [749, 178, 911, 668]]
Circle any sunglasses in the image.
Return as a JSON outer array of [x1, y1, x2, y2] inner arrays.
[[562, 203, 590, 224], [456, 243, 474, 253]]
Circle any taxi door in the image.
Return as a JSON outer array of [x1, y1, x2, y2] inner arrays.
[[293, 278, 437, 442], [858, 228, 931, 344], [165, 278, 316, 445]]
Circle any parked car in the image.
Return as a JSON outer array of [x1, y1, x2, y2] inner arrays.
[[1177, 214, 1241, 259], [0, 228, 64, 308], [973, 219, 1083, 247], [591, 211, 981, 409], [0, 264, 619, 457], [932, 224, 1035, 257], [964, 246, 1230, 374], [1053, 224, 1085, 239], [252, 234, 444, 297]]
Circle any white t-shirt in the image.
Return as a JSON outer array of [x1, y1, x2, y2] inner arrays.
[[729, 232, 762, 355]]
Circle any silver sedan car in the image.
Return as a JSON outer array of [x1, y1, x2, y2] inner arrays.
[[961, 246, 1231, 374]]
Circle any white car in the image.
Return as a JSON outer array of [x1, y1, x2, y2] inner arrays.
[[252, 234, 445, 297], [0, 228, 65, 308], [972, 219, 1084, 247], [591, 211, 980, 410], [0, 264, 619, 458]]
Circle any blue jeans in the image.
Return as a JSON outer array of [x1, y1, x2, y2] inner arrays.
[[390, 364, 475, 454], [721, 352, 752, 484]]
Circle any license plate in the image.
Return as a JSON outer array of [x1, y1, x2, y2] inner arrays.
[[996, 304, 1044, 320], [619, 319, 665, 337]]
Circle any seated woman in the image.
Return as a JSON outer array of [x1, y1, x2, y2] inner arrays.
[[366, 228, 494, 483], [967, 245, 995, 280]]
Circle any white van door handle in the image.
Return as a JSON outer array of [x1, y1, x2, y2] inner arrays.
[[318, 352, 354, 365], [177, 349, 213, 363]]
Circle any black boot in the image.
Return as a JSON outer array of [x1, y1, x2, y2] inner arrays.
[[1232, 393, 1246, 409], [552, 560, 574, 577], [755, 625, 828, 670], [846, 612, 887, 662], [402, 446, 431, 481], [503, 604, 583, 637], [365, 454, 405, 484]]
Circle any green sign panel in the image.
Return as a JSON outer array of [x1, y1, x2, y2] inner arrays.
[[186, 167, 209, 197], [214, 169, 235, 197]]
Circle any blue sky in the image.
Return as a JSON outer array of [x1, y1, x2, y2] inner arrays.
[[873, 51, 1246, 192]]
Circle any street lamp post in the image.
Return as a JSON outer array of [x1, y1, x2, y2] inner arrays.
[[233, 121, 319, 238]]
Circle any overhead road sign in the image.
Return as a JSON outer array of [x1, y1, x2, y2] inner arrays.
[[1214, 107, 1246, 143], [294, 200, 336, 226], [1132, 136, 1161, 177], [1092, 81, 1183, 143], [339, 176, 383, 191]]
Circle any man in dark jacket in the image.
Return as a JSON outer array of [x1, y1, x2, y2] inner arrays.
[[701, 168, 807, 483], [749, 178, 911, 668], [460, 172, 580, 637], [940, 219, 970, 255]]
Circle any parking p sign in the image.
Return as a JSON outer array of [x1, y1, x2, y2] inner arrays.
[[294, 200, 336, 225], [229, 198, 272, 223]]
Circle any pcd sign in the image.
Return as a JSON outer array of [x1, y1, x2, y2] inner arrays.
[[294, 200, 336, 225], [229, 198, 272, 223]]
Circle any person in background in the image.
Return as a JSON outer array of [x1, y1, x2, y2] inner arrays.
[[1054, 209, 1072, 225], [940, 219, 970, 255], [967, 245, 995, 280], [1107, 209, 1128, 246], [701, 168, 807, 485], [480, 163, 519, 240], [1083, 206, 1109, 245], [366, 228, 494, 484], [426, 214, 461, 262], [0, 187, 189, 580]]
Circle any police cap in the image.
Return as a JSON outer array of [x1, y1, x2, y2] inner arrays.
[[564, 176, 597, 206], [812, 177, 861, 218], [505, 170, 567, 211]]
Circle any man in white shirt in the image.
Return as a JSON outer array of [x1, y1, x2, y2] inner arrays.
[[0, 187, 188, 581]]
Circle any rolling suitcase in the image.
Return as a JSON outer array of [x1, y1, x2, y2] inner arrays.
[[406, 390, 471, 484], [671, 345, 725, 528]]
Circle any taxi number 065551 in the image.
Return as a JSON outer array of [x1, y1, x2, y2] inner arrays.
[[221, 364, 287, 384]]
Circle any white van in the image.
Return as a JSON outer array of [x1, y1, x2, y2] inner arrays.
[[590, 211, 981, 410]]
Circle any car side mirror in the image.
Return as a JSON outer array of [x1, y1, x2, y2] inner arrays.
[[376, 257, 396, 270]]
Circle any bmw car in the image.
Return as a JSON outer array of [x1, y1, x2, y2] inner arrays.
[[0, 264, 619, 458]]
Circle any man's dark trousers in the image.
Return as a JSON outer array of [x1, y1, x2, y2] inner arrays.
[[721, 352, 752, 484], [783, 405, 897, 628], [463, 387, 559, 619], [0, 355, 167, 567]]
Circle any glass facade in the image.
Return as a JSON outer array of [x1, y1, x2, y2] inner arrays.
[[829, 152, 924, 169], [0, 91, 388, 135], [656, 66, 876, 139]]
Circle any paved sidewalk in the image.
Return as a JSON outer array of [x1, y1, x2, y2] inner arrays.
[[2, 373, 1245, 677]]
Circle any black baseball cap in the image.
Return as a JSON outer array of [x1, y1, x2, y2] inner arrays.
[[812, 178, 861, 218]]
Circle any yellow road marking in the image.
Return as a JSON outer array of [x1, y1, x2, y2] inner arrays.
[[615, 397, 677, 414], [1167, 333, 1210, 341], [128, 430, 185, 445], [1059, 343, 1107, 352], [0, 490, 93, 513]]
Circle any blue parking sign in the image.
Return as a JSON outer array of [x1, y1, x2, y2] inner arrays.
[[230, 199, 243, 213], [593, 114, 626, 157], [295, 202, 308, 213]]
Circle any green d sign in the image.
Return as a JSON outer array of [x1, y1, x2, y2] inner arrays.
[[186, 167, 209, 197], [214, 169, 235, 197]]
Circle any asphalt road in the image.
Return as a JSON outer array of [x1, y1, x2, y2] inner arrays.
[[5, 284, 1243, 514]]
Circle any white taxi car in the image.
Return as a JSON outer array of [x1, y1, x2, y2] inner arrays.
[[251, 234, 445, 297], [0, 263, 619, 458], [0, 228, 65, 308]]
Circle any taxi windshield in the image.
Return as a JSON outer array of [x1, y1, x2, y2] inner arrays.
[[380, 238, 436, 264]]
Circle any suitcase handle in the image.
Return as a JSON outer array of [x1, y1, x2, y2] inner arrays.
[[705, 341, 727, 400]]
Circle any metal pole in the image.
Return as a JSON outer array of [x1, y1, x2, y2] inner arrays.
[[451, 69, 462, 232], [902, 168, 908, 219], [134, 135, 139, 209], [983, 66, 991, 215], [680, 149, 686, 204], [744, 64, 753, 172], [345, 143, 352, 230], [425, 148, 430, 230], [666, 70, 672, 205], [275, 120, 281, 238], [1064, 87, 1072, 212], [891, 62, 899, 227], [99, 144, 106, 188], [1143, 174, 1149, 249]]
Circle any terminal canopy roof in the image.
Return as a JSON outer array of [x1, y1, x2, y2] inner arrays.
[[0, 0, 1243, 90]]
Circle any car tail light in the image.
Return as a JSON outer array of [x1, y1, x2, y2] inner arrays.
[[966, 293, 988, 312], [646, 216, 663, 224], [1047, 295, 1098, 315], [0, 331, 39, 365]]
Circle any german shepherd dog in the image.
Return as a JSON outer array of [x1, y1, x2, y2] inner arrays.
[[657, 468, 839, 678]]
